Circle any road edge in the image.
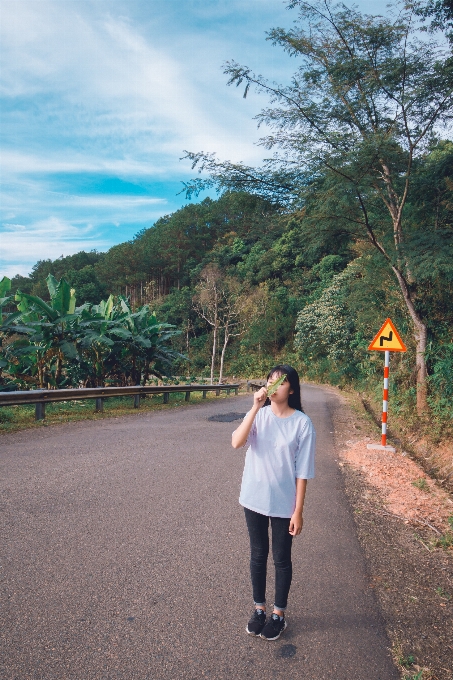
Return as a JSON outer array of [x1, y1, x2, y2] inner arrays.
[[326, 387, 453, 680]]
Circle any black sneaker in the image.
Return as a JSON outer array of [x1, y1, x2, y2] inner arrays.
[[260, 613, 287, 640], [246, 608, 267, 636]]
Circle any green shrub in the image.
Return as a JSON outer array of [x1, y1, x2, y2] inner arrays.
[[0, 407, 14, 423]]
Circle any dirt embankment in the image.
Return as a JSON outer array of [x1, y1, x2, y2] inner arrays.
[[360, 396, 453, 495], [409, 439, 453, 496], [341, 438, 453, 534], [330, 390, 453, 680]]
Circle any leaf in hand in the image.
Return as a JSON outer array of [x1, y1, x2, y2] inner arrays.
[[267, 373, 287, 396]]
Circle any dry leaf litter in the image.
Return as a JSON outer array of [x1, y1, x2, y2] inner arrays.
[[340, 438, 453, 534]]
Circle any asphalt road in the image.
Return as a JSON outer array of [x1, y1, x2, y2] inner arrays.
[[1, 385, 399, 680]]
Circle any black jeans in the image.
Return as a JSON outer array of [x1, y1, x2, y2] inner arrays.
[[244, 507, 293, 611]]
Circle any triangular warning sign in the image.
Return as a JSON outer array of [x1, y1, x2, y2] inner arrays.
[[368, 318, 407, 352]]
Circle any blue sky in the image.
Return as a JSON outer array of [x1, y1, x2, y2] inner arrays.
[[1, 0, 391, 278]]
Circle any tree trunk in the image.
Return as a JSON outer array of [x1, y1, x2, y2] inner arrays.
[[210, 320, 218, 384], [37, 356, 44, 389], [142, 361, 150, 386], [132, 354, 139, 385], [413, 316, 428, 415], [219, 328, 229, 384], [391, 266, 428, 415], [55, 352, 62, 386]]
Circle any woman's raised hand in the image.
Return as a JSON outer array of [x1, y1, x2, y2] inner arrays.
[[232, 385, 267, 449], [253, 386, 268, 409], [232, 386, 266, 449]]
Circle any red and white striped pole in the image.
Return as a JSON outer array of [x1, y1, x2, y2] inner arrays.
[[381, 350, 390, 446]]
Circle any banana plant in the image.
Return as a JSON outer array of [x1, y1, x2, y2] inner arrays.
[[108, 297, 183, 385], [74, 295, 118, 386], [7, 275, 79, 387], [0, 276, 12, 318], [0, 277, 20, 333], [0, 276, 18, 388], [1, 279, 185, 389]]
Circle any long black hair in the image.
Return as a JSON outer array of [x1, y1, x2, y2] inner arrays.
[[263, 364, 304, 412]]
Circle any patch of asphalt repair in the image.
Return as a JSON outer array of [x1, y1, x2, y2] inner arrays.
[[207, 412, 246, 422]]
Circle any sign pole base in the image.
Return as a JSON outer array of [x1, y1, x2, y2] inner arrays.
[[367, 443, 396, 452]]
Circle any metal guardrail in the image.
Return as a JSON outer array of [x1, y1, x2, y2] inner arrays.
[[0, 383, 240, 421], [247, 380, 265, 391]]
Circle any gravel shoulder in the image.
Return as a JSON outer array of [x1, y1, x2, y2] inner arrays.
[[328, 386, 453, 680]]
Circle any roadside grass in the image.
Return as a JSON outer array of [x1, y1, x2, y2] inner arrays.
[[413, 525, 453, 553], [393, 641, 434, 679], [432, 517, 453, 550], [0, 389, 245, 434], [412, 478, 431, 492], [399, 654, 416, 669], [435, 586, 451, 601]]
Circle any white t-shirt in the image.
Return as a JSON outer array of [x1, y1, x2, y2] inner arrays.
[[238, 406, 316, 518]]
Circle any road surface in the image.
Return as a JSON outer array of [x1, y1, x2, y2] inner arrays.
[[1, 385, 398, 679]]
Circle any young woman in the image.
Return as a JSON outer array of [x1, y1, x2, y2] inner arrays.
[[232, 364, 316, 641]]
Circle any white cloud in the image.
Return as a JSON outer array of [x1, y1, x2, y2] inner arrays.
[[2, 193, 165, 211], [0, 217, 112, 276], [0, 150, 168, 176], [1, 0, 392, 279], [1, 217, 108, 259], [66, 195, 165, 208], [1, 1, 285, 279], [1, 263, 32, 278], [1, 0, 272, 165]]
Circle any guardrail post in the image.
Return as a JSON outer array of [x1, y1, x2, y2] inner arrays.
[[185, 391, 190, 402], [134, 394, 140, 408], [234, 387, 238, 395], [95, 398, 104, 412], [202, 390, 207, 399], [216, 388, 220, 396], [35, 402, 45, 421], [163, 392, 169, 404]]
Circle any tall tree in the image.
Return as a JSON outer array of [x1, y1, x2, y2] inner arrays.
[[216, 278, 247, 384], [193, 264, 222, 384], [184, 0, 453, 414], [414, 0, 453, 44]]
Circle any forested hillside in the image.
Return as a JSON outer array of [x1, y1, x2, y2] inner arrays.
[[4, 147, 453, 425], [2, 0, 452, 432]]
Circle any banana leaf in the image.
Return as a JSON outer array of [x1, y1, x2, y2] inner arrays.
[[0, 296, 12, 305], [0, 310, 22, 329], [58, 339, 79, 360], [267, 373, 287, 396], [46, 274, 58, 300], [108, 327, 132, 339], [93, 295, 114, 320], [15, 292, 58, 321], [2, 323, 38, 335], [68, 289, 76, 315], [46, 275, 73, 316], [132, 334, 151, 348], [0, 276, 11, 297]]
